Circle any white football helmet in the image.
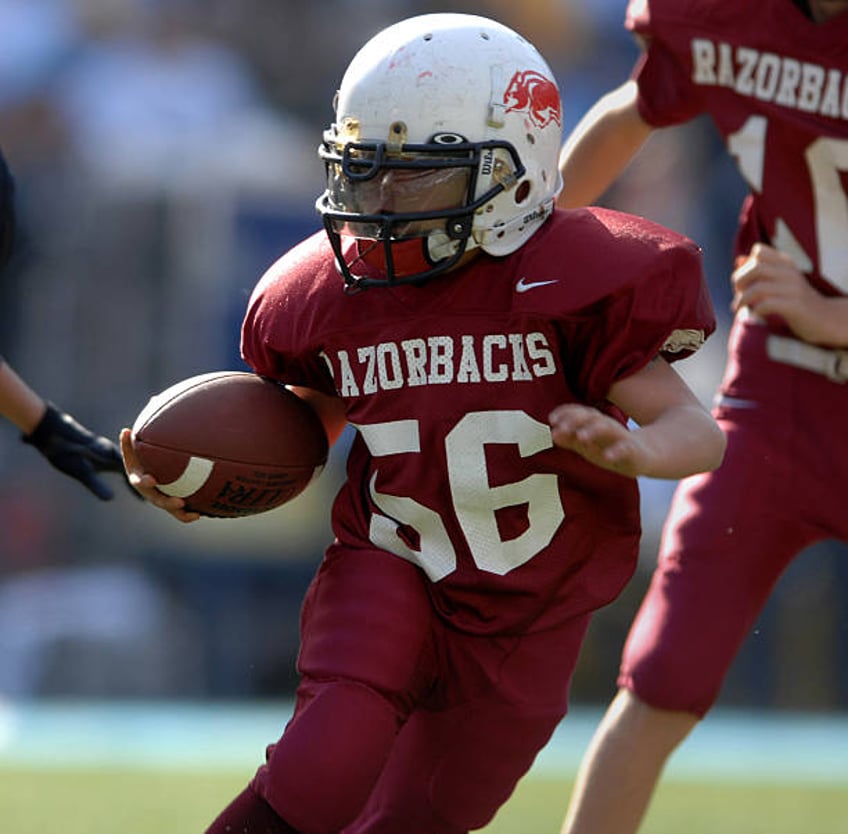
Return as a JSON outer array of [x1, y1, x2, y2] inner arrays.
[[317, 13, 564, 289]]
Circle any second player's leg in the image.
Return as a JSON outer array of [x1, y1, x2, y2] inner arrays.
[[562, 423, 818, 834], [560, 688, 696, 834]]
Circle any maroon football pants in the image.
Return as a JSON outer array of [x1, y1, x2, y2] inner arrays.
[[620, 317, 848, 717], [240, 547, 590, 834]]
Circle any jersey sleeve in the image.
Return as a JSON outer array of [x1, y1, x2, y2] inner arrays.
[[625, 0, 707, 126], [240, 234, 340, 396], [564, 210, 715, 404]]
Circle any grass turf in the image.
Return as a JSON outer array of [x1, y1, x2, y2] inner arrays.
[[1, 768, 846, 834]]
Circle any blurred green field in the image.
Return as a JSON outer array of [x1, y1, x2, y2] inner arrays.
[[2, 767, 846, 834]]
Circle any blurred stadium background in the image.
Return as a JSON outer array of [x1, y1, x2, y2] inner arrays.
[[0, 0, 846, 795]]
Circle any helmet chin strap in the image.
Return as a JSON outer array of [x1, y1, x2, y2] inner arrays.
[[426, 230, 469, 261]]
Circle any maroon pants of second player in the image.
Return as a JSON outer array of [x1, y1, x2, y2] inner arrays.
[[621, 316, 848, 717]]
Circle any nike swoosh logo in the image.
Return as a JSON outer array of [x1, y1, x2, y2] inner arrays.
[[516, 276, 558, 293]]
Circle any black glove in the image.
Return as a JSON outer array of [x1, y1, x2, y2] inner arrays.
[[22, 403, 125, 500]]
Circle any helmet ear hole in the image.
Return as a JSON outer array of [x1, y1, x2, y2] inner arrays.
[[514, 180, 531, 204]]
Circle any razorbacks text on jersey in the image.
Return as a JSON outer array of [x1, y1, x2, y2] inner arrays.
[[242, 206, 715, 635], [627, 0, 848, 300]]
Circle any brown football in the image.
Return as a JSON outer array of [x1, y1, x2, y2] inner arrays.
[[131, 371, 328, 518]]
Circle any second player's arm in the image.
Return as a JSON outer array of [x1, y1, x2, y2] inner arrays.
[[557, 80, 654, 209], [733, 243, 848, 347]]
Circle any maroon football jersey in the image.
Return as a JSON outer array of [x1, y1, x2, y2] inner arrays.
[[241, 208, 714, 634], [626, 0, 848, 297]]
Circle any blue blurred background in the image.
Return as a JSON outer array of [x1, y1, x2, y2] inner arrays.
[[0, 0, 845, 714]]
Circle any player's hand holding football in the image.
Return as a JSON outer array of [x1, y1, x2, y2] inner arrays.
[[732, 242, 842, 344], [119, 428, 201, 523]]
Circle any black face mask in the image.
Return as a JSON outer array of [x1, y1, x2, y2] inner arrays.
[[317, 134, 524, 290]]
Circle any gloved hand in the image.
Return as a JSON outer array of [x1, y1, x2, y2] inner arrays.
[[22, 402, 125, 500]]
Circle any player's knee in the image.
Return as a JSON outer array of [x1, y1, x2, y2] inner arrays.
[[258, 681, 403, 834], [623, 661, 719, 718], [620, 636, 723, 718]]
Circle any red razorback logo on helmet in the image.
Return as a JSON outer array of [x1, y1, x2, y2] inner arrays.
[[503, 70, 562, 129]]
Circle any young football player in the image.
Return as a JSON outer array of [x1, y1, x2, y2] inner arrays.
[[0, 147, 125, 500], [122, 13, 725, 834], [555, 1, 848, 832]]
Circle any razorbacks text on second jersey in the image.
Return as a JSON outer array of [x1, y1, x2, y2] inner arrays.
[[626, 0, 848, 298], [241, 207, 715, 635]]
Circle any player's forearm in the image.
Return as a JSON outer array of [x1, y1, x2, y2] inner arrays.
[[288, 385, 347, 446], [557, 80, 653, 209], [633, 404, 726, 479], [0, 359, 48, 433]]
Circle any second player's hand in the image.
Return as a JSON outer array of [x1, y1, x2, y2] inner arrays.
[[549, 403, 651, 478], [732, 243, 829, 342], [119, 428, 201, 523]]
